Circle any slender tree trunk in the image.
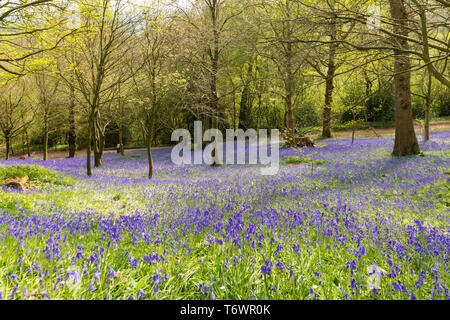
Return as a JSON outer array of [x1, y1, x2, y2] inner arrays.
[[146, 113, 154, 179], [119, 120, 124, 155], [351, 111, 356, 144], [256, 89, 262, 140], [284, 2, 295, 137], [24, 128, 30, 157], [43, 107, 48, 161], [68, 83, 77, 158], [424, 71, 432, 141], [208, 2, 220, 165], [233, 92, 236, 131], [5, 134, 10, 160], [87, 115, 92, 176], [389, 0, 420, 156], [147, 131, 153, 179], [119, 80, 124, 155], [322, 17, 337, 138], [93, 113, 104, 167], [21, 133, 25, 155], [284, 40, 294, 136]]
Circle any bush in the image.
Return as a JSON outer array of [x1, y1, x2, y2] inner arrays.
[[433, 90, 450, 117], [294, 101, 321, 127], [412, 96, 425, 119], [340, 84, 395, 124]]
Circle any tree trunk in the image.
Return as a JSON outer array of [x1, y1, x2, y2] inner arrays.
[[21, 132, 25, 155], [322, 16, 337, 138], [119, 121, 124, 155], [239, 60, 253, 131], [24, 128, 31, 157], [147, 132, 153, 179], [232, 91, 237, 131], [68, 83, 77, 158], [93, 113, 104, 167], [5, 134, 10, 160], [207, 1, 220, 165], [119, 80, 124, 155], [284, 2, 295, 137], [87, 114, 92, 176], [389, 0, 420, 156], [256, 89, 262, 140], [43, 108, 48, 161], [284, 43, 294, 136], [424, 71, 432, 141]]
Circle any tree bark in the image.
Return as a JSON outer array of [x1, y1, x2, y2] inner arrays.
[[147, 131, 153, 179], [390, 0, 420, 156], [424, 71, 432, 141], [24, 127, 30, 157], [87, 114, 92, 176], [146, 113, 154, 179], [93, 112, 104, 167], [43, 107, 48, 161], [208, 1, 220, 165], [68, 82, 77, 158], [283, 1, 295, 137], [322, 15, 337, 138], [5, 134, 10, 160]]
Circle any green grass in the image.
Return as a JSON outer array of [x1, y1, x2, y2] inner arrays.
[[117, 154, 147, 159], [281, 156, 331, 166], [0, 165, 74, 186]]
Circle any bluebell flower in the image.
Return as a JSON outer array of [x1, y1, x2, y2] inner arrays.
[[261, 260, 272, 275]]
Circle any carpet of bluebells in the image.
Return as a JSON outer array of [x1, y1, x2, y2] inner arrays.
[[0, 132, 448, 300]]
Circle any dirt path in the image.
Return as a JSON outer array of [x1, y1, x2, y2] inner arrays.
[[10, 147, 168, 160], [332, 120, 450, 138], [5, 120, 449, 160]]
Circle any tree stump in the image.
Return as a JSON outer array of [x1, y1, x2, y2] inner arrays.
[[3, 176, 29, 191], [282, 133, 315, 148]]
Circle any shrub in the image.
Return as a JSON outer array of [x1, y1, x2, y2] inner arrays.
[[432, 90, 450, 117]]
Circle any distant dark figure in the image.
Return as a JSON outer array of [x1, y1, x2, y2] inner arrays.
[[116, 143, 121, 153]]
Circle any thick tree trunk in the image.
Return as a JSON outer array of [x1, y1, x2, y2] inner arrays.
[[68, 83, 77, 158], [94, 144, 103, 167], [389, 0, 420, 156]]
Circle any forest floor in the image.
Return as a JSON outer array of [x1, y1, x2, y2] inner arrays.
[[0, 131, 448, 299], [6, 119, 450, 160], [332, 119, 450, 138]]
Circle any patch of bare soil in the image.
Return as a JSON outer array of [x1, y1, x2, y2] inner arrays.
[[334, 120, 450, 138]]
